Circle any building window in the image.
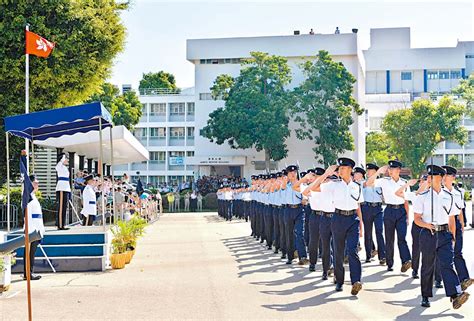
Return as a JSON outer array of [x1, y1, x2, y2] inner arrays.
[[439, 71, 450, 80], [150, 103, 166, 116], [187, 127, 195, 138], [187, 151, 195, 157], [134, 128, 147, 137], [170, 127, 185, 138], [369, 117, 383, 130], [169, 102, 185, 115], [401, 71, 412, 80], [141, 104, 147, 114], [427, 71, 439, 80], [199, 93, 213, 100], [187, 102, 195, 115], [150, 127, 166, 137], [450, 70, 461, 79], [200, 58, 241, 64], [169, 151, 185, 157], [150, 151, 166, 161]]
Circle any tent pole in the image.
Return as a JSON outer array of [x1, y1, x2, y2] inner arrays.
[[109, 126, 116, 224], [99, 118, 105, 231], [31, 137, 35, 173], [6, 133, 11, 233]]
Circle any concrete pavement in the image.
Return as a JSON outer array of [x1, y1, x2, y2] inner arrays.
[[1, 212, 473, 320]]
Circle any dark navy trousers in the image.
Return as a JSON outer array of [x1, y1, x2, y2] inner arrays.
[[279, 207, 287, 256], [419, 228, 461, 298], [411, 222, 422, 274], [454, 217, 470, 282], [285, 206, 307, 260], [331, 213, 361, 285], [320, 214, 334, 273], [303, 205, 311, 246], [272, 206, 280, 250], [361, 204, 386, 261], [308, 211, 321, 266], [384, 206, 411, 268]]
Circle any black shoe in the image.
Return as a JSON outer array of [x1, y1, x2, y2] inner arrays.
[[23, 273, 41, 281], [379, 258, 387, 266], [335, 283, 343, 292], [421, 296, 430, 308], [309, 264, 316, 272], [387, 266, 394, 272], [273, 249, 279, 254], [328, 268, 334, 276], [412, 272, 419, 279], [58, 227, 70, 230], [322, 272, 328, 280], [365, 258, 371, 263], [451, 292, 470, 309], [401, 260, 412, 273], [351, 281, 362, 296], [434, 280, 443, 289], [286, 259, 293, 265], [280, 253, 286, 260], [260, 239, 264, 243], [267, 245, 272, 250]]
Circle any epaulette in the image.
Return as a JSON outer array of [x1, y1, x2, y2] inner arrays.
[[400, 178, 407, 183], [383, 177, 391, 180], [419, 190, 429, 195], [443, 188, 452, 196]]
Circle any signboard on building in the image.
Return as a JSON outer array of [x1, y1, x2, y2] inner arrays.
[[169, 156, 184, 165]]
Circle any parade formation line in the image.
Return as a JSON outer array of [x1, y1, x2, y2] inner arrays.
[[2, 212, 472, 320]]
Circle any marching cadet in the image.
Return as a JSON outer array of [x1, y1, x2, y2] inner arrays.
[[309, 158, 364, 295], [242, 184, 251, 223], [413, 165, 469, 309], [23, 174, 46, 281], [263, 174, 275, 250], [55, 153, 71, 230], [224, 184, 233, 221], [442, 166, 473, 291], [366, 160, 412, 273], [276, 170, 289, 259], [270, 173, 282, 254], [283, 165, 308, 265], [302, 167, 326, 273], [81, 174, 97, 226], [359, 164, 387, 265]]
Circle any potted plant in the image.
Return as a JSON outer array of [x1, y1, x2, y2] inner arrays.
[[0, 253, 13, 293], [110, 227, 127, 269], [127, 215, 147, 259]]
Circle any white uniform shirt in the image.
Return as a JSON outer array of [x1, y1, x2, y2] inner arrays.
[[224, 190, 233, 200], [81, 185, 97, 216], [413, 188, 454, 225], [55, 161, 71, 192], [444, 186, 464, 215], [375, 177, 409, 205], [300, 183, 309, 201], [25, 193, 45, 237], [309, 182, 336, 212], [325, 180, 364, 211]]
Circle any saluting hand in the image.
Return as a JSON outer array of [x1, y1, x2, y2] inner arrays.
[[325, 165, 338, 177], [407, 179, 418, 187], [377, 165, 389, 175]]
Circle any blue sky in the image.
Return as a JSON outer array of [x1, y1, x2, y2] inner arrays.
[[109, 0, 474, 89]]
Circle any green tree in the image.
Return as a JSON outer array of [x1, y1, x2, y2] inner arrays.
[[447, 154, 463, 168], [0, 0, 128, 184], [88, 82, 142, 130], [139, 71, 179, 92], [381, 97, 467, 176], [202, 52, 292, 170], [452, 73, 474, 115], [292, 50, 363, 166], [366, 131, 395, 166]]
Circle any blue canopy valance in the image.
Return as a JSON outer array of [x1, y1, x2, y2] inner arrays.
[[4, 102, 113, 141]]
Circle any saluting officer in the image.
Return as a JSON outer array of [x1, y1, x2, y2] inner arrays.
[[55, 153, 71, 230], [442, 166, 473, 291], [310, 158, 364, 295], [366, 160, 412, 273], [81, 174, 97, 226], [359, 164, 387, 265], [413, 165, 469, 309]]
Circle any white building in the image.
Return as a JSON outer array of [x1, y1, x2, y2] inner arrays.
[[117, 87, 196, 186], [186, 31, 367, 177], [363, 27, 474, 166]]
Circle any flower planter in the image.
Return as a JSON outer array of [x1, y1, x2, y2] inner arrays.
[[0, 255, 12, 293], [124, 250, 133, 264], [110, 253, 126, 269]]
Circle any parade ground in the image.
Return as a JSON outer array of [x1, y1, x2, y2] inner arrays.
[[0, 212, 473, 321]]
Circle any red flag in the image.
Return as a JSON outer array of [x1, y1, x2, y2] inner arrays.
[[25, 30, 55, 57]]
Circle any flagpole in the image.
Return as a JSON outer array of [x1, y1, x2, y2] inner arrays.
[[25, 24, 30, 169], [21, 152, 33, 321]]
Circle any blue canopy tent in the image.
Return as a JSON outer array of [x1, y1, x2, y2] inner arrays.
[[3, 102, 114, 231]]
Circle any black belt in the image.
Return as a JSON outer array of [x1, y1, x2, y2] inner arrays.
[[386, 204, 403, 209], [287, 204, 300, 209], [362, 202, 382, 207], [426, 224, 449, 232], [312, 210, 333, 218], [335, 209, 357, 216]]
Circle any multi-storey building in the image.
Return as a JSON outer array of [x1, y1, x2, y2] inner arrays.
[[117, 87, 196, 186]]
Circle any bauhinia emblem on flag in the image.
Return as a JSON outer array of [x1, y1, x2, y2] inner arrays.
[[25, 30, 55, 57]]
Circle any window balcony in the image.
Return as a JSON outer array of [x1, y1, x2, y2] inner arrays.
[[169, 137, 185, 146], [186, 114, 195, 121], [149, 114, 167, 122], [148, 160, 166, 171], [168, 164, 185, 171], [186, 136, 195, 146], [169, 114, 185, 122], [131, 162, 147, 171], [149, 137, 167, 146]]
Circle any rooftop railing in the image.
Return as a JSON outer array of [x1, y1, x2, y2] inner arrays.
[[139, 88, 182, 96]]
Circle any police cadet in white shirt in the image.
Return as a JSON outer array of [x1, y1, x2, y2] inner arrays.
[[301, 167, 326, 274], [81, 174, 97, 226], [413, 165, 469, 309], [55, 153, 71, 230], [310, 158, 364, 295], [366, 160, 412, 273], [23, 174, 46, 281], [442, 166, 473, 292]]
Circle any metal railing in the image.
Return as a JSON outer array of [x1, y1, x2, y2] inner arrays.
[[139, 88, 182, 96], [0, 204, 20, 230]]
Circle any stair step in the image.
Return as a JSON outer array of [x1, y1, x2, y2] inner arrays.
[[12, 256, 106, 273], [7, 233, 107, 245], [15, 244, 106, 257]]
